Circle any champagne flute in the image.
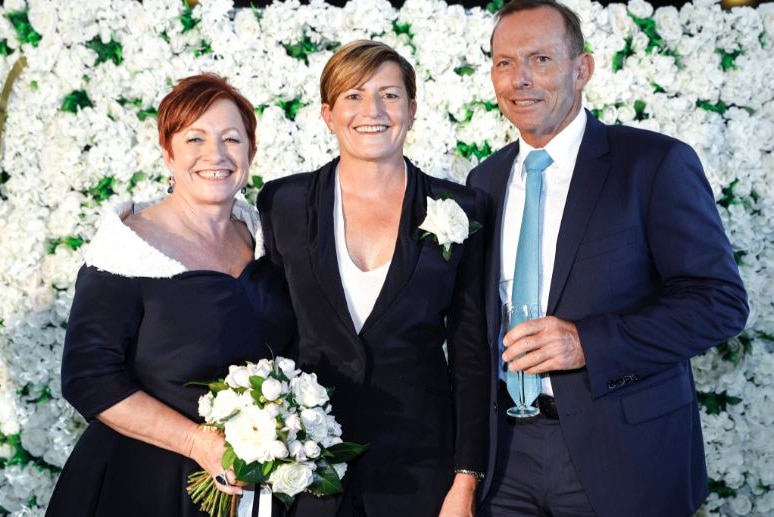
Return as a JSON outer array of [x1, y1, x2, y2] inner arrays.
[[502, 302, 542, 418]]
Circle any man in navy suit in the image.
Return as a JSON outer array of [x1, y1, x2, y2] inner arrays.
[[466, 1, 749, 515]]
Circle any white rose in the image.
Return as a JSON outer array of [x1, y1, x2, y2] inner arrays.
[[225, 365, 252, 389], [28, 0, 58, 36], [291, 373, 329, 408], [262, 378, 283, 401], [418, 197, 469, 247], [300, 407, 329, 442], [268, 439, 289, 460], [209, 389, 245, 423], [653, 6, 683, 43], [288, 440, 306, 461], [248, 359, 274, 379], [303, 440, 321, 459], [268, 462, 315, 497], [197, 392, 215, 421], [332, 462, 348, 481], [326, 414, 343, 437], [224, 406, 278, 464], [276, 357, 299, 379]]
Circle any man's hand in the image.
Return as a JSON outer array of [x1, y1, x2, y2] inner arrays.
[[502, 316, 586, 373]]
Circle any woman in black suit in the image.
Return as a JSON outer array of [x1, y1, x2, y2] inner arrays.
[[258, 41, 489, 516]]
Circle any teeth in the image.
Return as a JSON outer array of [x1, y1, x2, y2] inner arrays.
[[513, 100, 538, 106], [355, 125, 387, 133], [198, 170, 231, 179]]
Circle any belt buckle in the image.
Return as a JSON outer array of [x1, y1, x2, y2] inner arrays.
[[536, 394, 559, 420]]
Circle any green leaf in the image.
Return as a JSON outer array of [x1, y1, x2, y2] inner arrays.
[[455, 141, 492, 161], [612, 36, 633, 72], [631, 15, 667, 55], [633, 99, 648, 121], [485, 0, 505, 14], [696, 99, 727, 115], [61, 90, 94, 113], [469, 220, 483, 235], [234, 458, 270, 484], [86, 176, 115, 203], [87, 37, 123, 66], [454, 65, 475, 76], [392, 20, 413, 37], [439, 191, 453, 201], [282, 35, 338, 65], [193, 39, 212, 57], [733, 250, 747, 266], [708, 478, 737, 498], [697, 391, 742, 415], [6, 11, 42, 47], [137, 108, 157, 121], [307, 459, 343, 496], [224, 447, 238, 470], [718, 179, 739, 208], [47, 235, 84, 254], [324, 442, 368, 463], [251, 176, 264, 189], [0, 39, 12, 56], [277, 98, 304, 121], [716, 335, 752, 364], [442, 245, 452, 261], [716, 48, 743, 72], [180, 1, 199, 33]]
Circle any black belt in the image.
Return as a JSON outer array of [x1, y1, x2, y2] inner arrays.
[[499, 381, 559, 420]]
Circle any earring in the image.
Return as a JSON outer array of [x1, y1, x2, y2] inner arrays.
[[167, 176, 175, 194]]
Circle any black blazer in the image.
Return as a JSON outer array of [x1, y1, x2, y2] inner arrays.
[[467, 112, 748, 517], [258, 157, 490, 516]]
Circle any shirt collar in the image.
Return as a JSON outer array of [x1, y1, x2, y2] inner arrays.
[[516, 108, 587, 180]]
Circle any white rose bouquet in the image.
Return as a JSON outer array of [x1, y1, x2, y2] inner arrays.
[[186, 357, 366, 517], [419, 194, 482, 261]]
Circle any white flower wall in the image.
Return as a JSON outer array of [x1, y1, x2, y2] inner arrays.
[[0, 0, 771, 514]]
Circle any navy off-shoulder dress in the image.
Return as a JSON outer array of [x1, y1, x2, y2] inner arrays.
[[46, 200, 295, 517]]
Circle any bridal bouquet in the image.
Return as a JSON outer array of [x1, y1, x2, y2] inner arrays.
[[186, 357, 367, 516]]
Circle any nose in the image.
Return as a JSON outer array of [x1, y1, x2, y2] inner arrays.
[[203, 137, 226, 161], [363, 93, 383, 117], [513, 61, 532, 89]]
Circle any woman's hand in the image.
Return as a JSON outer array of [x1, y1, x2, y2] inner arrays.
[[98, 391, 245, 495], [186, 424, 245, 495], [438, 473, 477, 517]]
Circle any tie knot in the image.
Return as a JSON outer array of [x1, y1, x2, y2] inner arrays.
[[524, 150, 553, 175]]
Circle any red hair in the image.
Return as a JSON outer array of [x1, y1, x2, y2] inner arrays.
[[157, 73, 257, 159]]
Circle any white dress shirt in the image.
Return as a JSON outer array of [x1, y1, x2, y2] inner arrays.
[[499, 109, 587, 395], [334, 170, 391, 334]]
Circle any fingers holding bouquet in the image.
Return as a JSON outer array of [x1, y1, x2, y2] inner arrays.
[[186, 357, 368, 516], [187, 424, 245, 496]]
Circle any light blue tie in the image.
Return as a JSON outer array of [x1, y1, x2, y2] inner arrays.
[[509, 149, 552, 404]]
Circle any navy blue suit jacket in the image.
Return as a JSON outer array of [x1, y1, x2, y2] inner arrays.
[[466, 112, 748, 517], [258, 158, 490, 516]]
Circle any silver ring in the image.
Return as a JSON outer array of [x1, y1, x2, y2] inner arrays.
[[215, 472, 230, 486]]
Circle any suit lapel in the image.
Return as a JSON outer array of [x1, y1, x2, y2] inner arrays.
[[547, 114, 611, 315], [360, 159, 425, 335], [307, 159, 359, 335]]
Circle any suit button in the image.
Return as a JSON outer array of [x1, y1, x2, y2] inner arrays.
[[607, 379, 624, 389]]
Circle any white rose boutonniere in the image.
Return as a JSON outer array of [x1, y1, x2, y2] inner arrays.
[[419, 194, 482, 261]]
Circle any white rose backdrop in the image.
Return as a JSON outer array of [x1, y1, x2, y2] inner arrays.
[[0, 0, 770, 514]]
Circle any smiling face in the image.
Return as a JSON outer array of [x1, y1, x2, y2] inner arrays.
[[321, 61, 417, 166], [490, 6, 594, 148], [163, 98, 251, 206]]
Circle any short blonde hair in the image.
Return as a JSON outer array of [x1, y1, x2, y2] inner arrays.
[[320, 40, 416, 108]]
